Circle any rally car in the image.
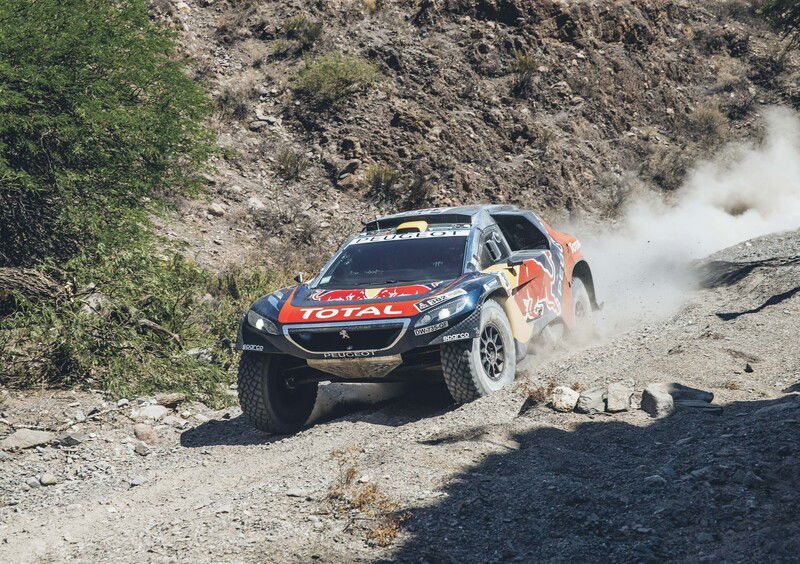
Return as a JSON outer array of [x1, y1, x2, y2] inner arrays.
[[236, 205, 598, 433]]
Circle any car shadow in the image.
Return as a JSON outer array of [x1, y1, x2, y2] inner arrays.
[[389, 394, 800, 562], [180, 381, 455, 448]]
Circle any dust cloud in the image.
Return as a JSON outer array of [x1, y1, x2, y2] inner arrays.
[[577, 106, 800, 332]]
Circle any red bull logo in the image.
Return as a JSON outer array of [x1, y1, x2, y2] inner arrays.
[[309, 282, 442, 302], [515, 252, 561, 320]]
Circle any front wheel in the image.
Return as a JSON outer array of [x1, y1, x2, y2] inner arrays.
[[237, 352, 318, 434], [441, 300, 517, 403]]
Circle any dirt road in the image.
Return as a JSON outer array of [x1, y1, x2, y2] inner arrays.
[[2, 230, 798, 562]]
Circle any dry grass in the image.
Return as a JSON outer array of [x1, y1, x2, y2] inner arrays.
[[284, 15, 323, 52], [217, 71, 260, 120], [242, 39, 269, 68], [571, 381, 587, 393], [689, 105, 727, 140], [327, 446, 410, 546], [274, 147, 310, 181], [527, 378, 557, 404], [511, 49, 537, 96]]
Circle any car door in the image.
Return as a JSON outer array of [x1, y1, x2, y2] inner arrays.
[[490, 213, 564, 329]]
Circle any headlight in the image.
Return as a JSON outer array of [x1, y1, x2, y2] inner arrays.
[[414, 296, 472, 327], [247, 310, 279, 335]]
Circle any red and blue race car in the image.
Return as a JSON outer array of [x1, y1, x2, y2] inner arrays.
[[236, 205, 598, 433]]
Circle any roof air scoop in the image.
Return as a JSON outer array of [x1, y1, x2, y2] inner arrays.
[[395, 220, 428, 233]]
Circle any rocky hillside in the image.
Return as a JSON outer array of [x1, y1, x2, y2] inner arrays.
[[151, 0, 798, 269]]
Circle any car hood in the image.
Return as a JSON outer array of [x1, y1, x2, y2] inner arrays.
[[275, 277, 472, 324]]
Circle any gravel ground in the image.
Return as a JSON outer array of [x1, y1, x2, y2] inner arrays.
[[1, 230, 798, 562]]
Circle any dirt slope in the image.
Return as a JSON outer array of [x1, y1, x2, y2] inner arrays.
[[1, 229, 797, 562]]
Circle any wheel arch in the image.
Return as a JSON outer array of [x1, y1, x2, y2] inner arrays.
[[572, 260, 599, 310]]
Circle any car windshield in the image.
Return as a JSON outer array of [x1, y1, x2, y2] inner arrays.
[[316, 234, 468, 288]]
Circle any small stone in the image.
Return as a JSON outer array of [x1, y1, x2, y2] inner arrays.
[[641, 385, 675, 418], [551, 386, 580, 412], [606, 380, 634, 412], [247, 197, 266, 212], [696, 532, 714, 543], [162, 415, 187, 429], [58, 432, 86, 446], [155, 393, 185, 408], [2, 429, 55, 450], [133, 424, 158, 445], [131, 404, 169, 421], [185, 347, 214, 362], [207, 203, 225, 217], [39, 473, 57, 486], [644, 475, 667, 488], [575, 388, 606, 414], [744, 363, 754, 373], [117, 398, 130, 407], [134, 443, 151, 456], [0, 451, 10, 461], [26, 477, 41, 489], [128, 475, 148, 487], [286, 488, 306, 498]]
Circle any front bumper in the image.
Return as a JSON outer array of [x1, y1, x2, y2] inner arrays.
[[235, 305, 481, 361]]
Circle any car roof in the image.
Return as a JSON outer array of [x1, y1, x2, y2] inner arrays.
[[364, 204, 520, 231]]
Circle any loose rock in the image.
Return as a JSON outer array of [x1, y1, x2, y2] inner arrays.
[[133, 423, 158, 445], [641, 385, 675, 418], [58, 432, 86, 446], [606, 380, 634, 412], [207, 203, 225, 217], [155, 393, 186, 408], [551, 386, 580, 412], [1, 429, 55, 450], [575, 388, 606, 414], [39, 473, 58, 486], [131, 405, 169, 421]]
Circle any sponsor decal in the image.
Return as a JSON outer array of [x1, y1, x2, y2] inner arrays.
[[567, 240, 581, 253], [442, 332, 470, 342], [482, 278, 500, 292], [242, 344, 264, 351], [414, 288, 467, 312], [310, 282, 443, 302], [413, 320, 449, 336], [299, 304, 405, 320], [322, 351, 376, 358], [350, 230, 470, 244], [516, 251, 563, 321]]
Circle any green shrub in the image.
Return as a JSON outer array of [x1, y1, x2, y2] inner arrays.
[[0, 239, 291, 406], [284, 15, 324, 51], [363, 163, 403, 193], [511, 49, 537, 96], [292, 52, 379, 108], [0, 0, 213, 268]]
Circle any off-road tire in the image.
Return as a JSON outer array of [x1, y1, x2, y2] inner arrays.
[[237, 352, 318, 434], [570, 277, 595, 343], [441, 300, 516, 403]]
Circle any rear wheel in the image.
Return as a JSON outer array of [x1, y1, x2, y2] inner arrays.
[[237, 352, 318, 434], [570, 277, 595, 343], [441, 300, 517, 403]]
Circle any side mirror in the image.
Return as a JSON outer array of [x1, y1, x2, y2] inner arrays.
[[293, 273, 304, 284]]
